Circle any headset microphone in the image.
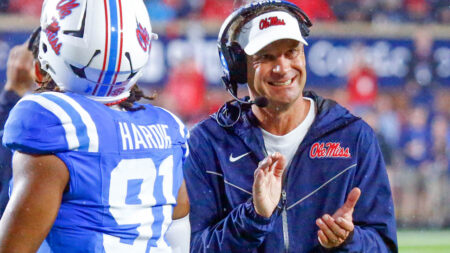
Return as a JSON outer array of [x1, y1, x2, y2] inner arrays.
[[252, 96, 269, 107], [226, 85, 269, 108], [216, 79, 269, 128]]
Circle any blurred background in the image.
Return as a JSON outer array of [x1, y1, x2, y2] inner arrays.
[[0, 0, 449, 251]]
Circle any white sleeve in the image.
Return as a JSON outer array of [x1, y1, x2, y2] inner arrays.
[[166, 214, 190, 253]]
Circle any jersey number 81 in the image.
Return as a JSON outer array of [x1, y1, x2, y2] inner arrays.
[[104, 156, 175, 252]]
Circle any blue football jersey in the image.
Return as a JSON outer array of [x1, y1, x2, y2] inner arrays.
[[3, 91, 189, 252]]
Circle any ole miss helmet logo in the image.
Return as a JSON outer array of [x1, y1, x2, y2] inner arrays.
[[310, 142, 351, 159], [57, 0, 80, 19], [259, 16, 285, 30], [136, 22, 150, 52], [45, 18, 62, 55]]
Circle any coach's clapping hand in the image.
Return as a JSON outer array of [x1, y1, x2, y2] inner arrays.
[[252, 152, 286, 218], [316, 187, 361, 248]]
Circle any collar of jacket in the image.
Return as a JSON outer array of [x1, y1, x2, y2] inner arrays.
[[213, 90, 360, 159]]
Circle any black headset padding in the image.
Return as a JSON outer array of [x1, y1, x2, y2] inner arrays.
[[229, 42, 247, 84], [217, 0, 312, 93]]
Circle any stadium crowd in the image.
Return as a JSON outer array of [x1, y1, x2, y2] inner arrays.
[[0, 0, 449, 231], [0, 0, 449, 24], [334, 85, 450, 228]]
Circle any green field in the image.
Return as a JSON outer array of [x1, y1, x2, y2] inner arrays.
[[398, 230, 450, 253]]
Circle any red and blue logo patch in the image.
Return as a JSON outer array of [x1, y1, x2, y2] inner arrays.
[[136, 22, 150, 52], [57, 0, 80, 19], [44, 1, 79, 55], [309, 142, 351, 159], [45, 18, 62, 55]]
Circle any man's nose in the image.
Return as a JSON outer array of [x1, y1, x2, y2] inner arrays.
[[272, 56, 290, 74]]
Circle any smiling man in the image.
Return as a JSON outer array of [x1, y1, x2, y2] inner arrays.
[[183, 1, 398, 252]]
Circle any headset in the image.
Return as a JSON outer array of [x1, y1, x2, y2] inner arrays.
[[217, 0, 312, 106]]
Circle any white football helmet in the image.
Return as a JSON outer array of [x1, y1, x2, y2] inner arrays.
[[38, 0, 157, 103]]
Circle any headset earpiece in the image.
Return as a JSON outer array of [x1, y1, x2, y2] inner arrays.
[[300, 22, 310, 37], [229, 42, 247, 84]]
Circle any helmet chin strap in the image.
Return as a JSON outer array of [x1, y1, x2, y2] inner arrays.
[[104, 97, 128, 107]]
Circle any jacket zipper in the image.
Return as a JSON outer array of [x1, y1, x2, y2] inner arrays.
[[281, 189, 289, 252]]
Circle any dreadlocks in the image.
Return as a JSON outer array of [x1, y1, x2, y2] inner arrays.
[[115, 85, 156, 111]]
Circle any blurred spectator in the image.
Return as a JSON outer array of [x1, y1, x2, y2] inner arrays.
[[290, 0, 336, 21], [145, 0, 191, 22], [373, 93, 402, 218], [330, 0, 371, 22], [347, 44, 378, 109], [361, 109, 393, 167], [408, 29, 437, 87], [146, 0, 178, 22], [403, 29, 438, 116], [203, 88, 230, 116], [420, 114, 448, 227], [361, 108, 399, 210], [431, 0, 450, 23], [0, 0, 8, 12], [372, 0, 407, 23], [435, 89, 450, 120], [375, 94, 401, 149], [200, 0, 234, 22], [401, 105, 431, 172], [398, 105, 432, 227], [0, 41, 36, 218], [405, 0, 432, 23], [331, 89, 350, 109], [7, 0, 41, 17], [160, 56, 206, 126], [430, 115, 449, 176]]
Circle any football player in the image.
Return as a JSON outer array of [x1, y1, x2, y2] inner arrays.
[[0, 0, 189, 252]]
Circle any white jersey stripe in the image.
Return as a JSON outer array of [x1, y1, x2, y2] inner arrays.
[[158, 107, 190, 158], [20, 95, 80, 150], [158, 107, 188, 139], [154, 205, 172, 250], [47, 92, 99, 152]]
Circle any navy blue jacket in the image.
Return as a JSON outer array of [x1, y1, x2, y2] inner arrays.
[[184, 91, 398, 252]]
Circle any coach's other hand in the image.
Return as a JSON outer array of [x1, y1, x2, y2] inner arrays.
[[252, 152, 286, 218], [316, 187, 361, 248]]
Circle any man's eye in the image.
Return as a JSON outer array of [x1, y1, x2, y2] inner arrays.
[[286, 49, 298, 58], [258, 54, 271, 61]]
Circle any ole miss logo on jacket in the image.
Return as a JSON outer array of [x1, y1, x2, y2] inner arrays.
[[309, 142, 351, 158]]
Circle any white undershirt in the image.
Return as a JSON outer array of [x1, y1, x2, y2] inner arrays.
[[261, 98, 316, 168]]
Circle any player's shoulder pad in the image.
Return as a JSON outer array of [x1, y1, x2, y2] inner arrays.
[[151, 106, 189, 140], [3, 92, 99, 154], [150, 106, 189, 157]]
